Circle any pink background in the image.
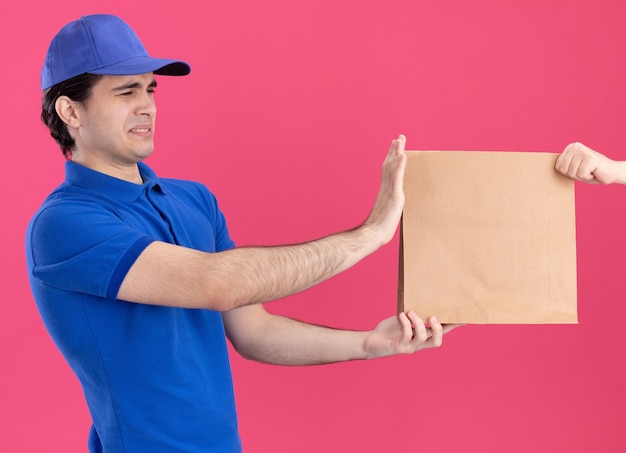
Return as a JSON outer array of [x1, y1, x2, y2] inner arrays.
[[2, 1, 626, 451]]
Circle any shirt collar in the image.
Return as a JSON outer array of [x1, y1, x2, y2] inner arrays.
[[64, 161, 165, 202]]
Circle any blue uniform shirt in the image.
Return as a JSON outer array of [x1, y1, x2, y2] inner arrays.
[[26, 161, 242, 452]]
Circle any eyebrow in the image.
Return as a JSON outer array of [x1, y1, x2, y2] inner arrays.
[[111, 79, 158, 92]]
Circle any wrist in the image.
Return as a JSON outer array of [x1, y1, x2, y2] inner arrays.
[[358, 330, 374, 360], [355, 221, 388, 255]]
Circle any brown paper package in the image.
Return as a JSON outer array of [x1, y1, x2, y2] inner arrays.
[[398, 151, 577, 324]]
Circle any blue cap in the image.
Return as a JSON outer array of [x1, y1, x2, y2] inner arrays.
[[41, 14, 191, 90]]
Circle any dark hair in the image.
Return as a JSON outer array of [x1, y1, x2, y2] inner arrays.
[[41, 73, 103, 158]]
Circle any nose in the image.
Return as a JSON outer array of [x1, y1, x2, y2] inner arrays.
[[137, 91, 157, 117]]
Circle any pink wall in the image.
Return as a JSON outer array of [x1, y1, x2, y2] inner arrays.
[[2, 0, 626, 451]]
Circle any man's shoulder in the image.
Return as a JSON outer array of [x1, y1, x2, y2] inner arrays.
[[35, 183, 117, 215], [27, 183, 121, 240]]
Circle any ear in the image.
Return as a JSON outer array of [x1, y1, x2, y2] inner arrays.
[[55, 96, 81, 128]]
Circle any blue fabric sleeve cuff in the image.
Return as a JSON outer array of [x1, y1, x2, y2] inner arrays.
[[106, 236, 156, 299]]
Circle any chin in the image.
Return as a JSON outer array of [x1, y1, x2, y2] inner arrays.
[[134, 147, 155, 161]]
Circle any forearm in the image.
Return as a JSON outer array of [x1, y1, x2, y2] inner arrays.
[[225, 306, 369, 365], [210, 226, 380, 310]]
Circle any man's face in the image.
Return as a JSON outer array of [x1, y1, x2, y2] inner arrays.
[[73, 73, 158, 167]]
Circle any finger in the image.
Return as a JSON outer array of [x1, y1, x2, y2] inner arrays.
[[573, 160, 598, 182], [386, 135, 407, 171], [555, 149, 573, 175], [397, 311, 414, 346], [380, 136, 407, 211], [396, 134, 406, 154], [426, 316, 444, 348], [577, 160, 597, 181], [407, 311, 429, 345], [387, 134, 405, 158], [556, 143, 588, 178], [558, 142, 599, 182], [563, 155, 588, 181], [573, 153, 600, 182], [392, 136, 407, 188]]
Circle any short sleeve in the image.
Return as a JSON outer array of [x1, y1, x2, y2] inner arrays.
[[27, 200, 154, 299]]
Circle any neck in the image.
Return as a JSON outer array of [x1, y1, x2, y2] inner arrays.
[[72, 153, 144, 184]]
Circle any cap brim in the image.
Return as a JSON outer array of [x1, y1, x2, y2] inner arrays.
[[88, 56, 190, 77]]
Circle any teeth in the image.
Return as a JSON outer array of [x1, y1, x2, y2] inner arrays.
[[133, 128, 150, 133]]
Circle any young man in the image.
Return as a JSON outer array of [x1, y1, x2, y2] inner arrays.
[[27, 14, 458, 452], [556, 141, 626, 184]]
